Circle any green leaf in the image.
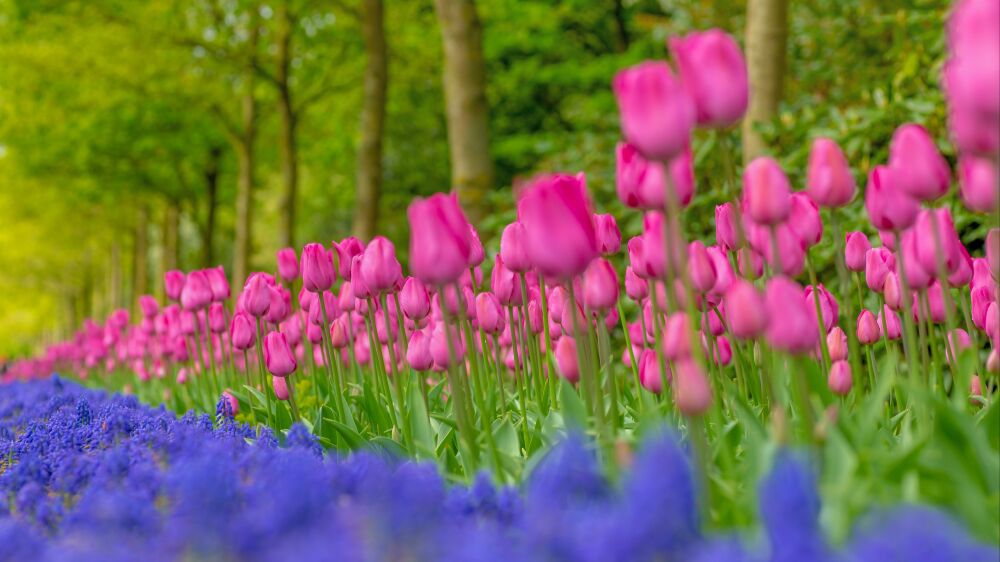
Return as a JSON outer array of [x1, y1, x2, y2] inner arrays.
[[407, 380, 436, 460], [327, 419, 367, 450], [558, 379, 587, 429]]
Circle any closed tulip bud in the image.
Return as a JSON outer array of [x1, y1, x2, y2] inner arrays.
[[164, 270, 186, 301], [242, 273, 272, 318], [491, 254, 522, 307], [804, 284, 839, 333], [715, 203, 739, 251], [430, 324, 464, 369], [888, 124, 951, 201], [554, 336, 580, 383], [306, 322, 323, 345], [788, 193, 823, 248], [949, 245, 974, 287], [333, 237, 364, 280], [208, 303, 227, 333], [865, 166, 920, 231], [900, 230, 933, 290], [518, 173, 599, 279], [272, 376, 289, 401], [743, 157, 791, 226], [639, 349, 666, 394], [987, 302, 999, 343], [706, 246, 734, 296], [761, 223, 805, 277], [828, 361, 852, 396], [922, 281, 947, 324], [329, 316, 350, 348], [947, 328, 972, 365], [806, 138, 856, 207], [263, 331, 296, 377], [725, 280, 767, 339], [301, 243, 335, 293], [878, 305, 903, 340], [669, 29, 748, 127], [642, 211, 683, 279], [612, 61, 695, 161], [406, 329, 433, 371], [627, 236, 649, 280], [400, 277, 430, 320], [663, 313, 692, 360], [476, 293, 506, 335], [988, 350, 1000, 374], [879, 230, 897, 251], [616, 142, 664, 210], [865, 248, 895, 292], [844, 232, 871, 272], [360, 236, 402, 295], [206, 266, 230, 302], [958, 155, 998, 213], [230, 312, 256, 351], [467, 226, 485, 268], [673, 359, 712, 416], [527, 300, 543, 334], [972, 258, 996, 293], [181, 270, 213, 311], [594, 214, 622, 255], [856, 310, 880, 345], [408, 193, 472, 286], [266, 286, 291, 325], [827, 327, 848, 362], [139, 295, 158, 319], [351, 256, 372, 301], [276, 248, 299, 282], [500, 222, 531, 273], [337, 282, 355, 313], [970, 375, 983, 404], [624, 266, 648, 303], [765, 277, 818, 354], [988, 228, 1000, 282], [944, 0, 1000, 153], [914, 209, 963, 276], [883, 273, 902, 310], [688, 241, 717, 293], [582, 258, 619, 313]]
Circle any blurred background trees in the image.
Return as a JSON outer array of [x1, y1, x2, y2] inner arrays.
[[0, 0, 954, 354]]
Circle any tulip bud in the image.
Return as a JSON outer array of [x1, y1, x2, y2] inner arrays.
[[500, 222, 531, 273], [725, 279, 767, 340], [706, 246, 734, 296], [913, 209, 962, 276], [715, 203, 739, 251], [208, 302, 227, 333], [624, 266, 648, 303], [263, 331, 297, 377], [673, 359, 712, 416], [787, 193, 823, 248], [688, 241, 717, 293], [627, 236, 649, 280], [827, 327, 848, 362], [230, 312, 255, 351], [765, 276, 818, 354], [408, 193, 472, 286], [276, 248, 299, 282], [582, 258, 619, 313], [180, 270, 213, 311], [806, 138, 855, 207], [856, 310, 880, 345], [333, 237, 364, 280], [164, 270, 186, 302], [888, 124, 951, 201], [878, 306, 903, 340], [407, 329, 433, 371], [329, 316, 350, 349], [879, 230, 897, 251], [206, 266, 230, 302], [638, 349, 665, 394], [743, 157, 792, 225], [663, 313, 692, 360], [476, 292, 506, 335], [138, 295, 159, 319], [491, 254, 523, 307], [518, 173, 599, 279], [265, 285, 289, 325], [301, 243, 335, 293], [467, 226, 485, 268], [949, 245, 973, 287], [988, 228, 1000, 282], [594, 214, 622, 255], [272, 376, 289, 401], [958, 155, 998, 213], [828, 361, 852, 396], [400, 277, 430, 321], [865, 166, 920, 231], [844, 232, 871, 272], [865, 248, 894, 292], [430, 324, 464, 369], [242, 273, 272, 318], [612, 61, 694, 161], [804, 284, 839, 333], [883, 273, 902, 310], [970, 375, 983, 405], [669, 28, 748, 128], [900, 230, 933, 291], [554, 337, 580, 383], [360, 236, 402, 295]]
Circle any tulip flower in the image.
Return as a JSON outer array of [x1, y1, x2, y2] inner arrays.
[[804, 284, 839, 333], [408, 193, 473, 286], [913, 209, 962, 276], [639, 349, 665, 394], [301, 243, 335, 293], [180, 270, 213, 311], [406, 329, 433, 371], [663, 313, 692, 360], [669, 28, 748, 128], [958, 156, 998, 213], [743, 157, 792, 225], [878, 306, 903, 340], [725, 279, 768, 340], [688, 241, 717, 294], [888, 124, 951, 201], [594, 214, 622, 255], [949, 245, 974, 287], [612, 61, 694, 161], [400, 277, 430, 321], [475, 293, 506, 335], [554, 337, 580, 384], [806, 138, 856, 207], [164, 270, 186, 301], [276, 248, 299, 282], [715, 203, 739, 251], [827, 327, 848, 362], [787, 193, 823, 248], [944, 0, 1000, 154], [883, 273, 903, 310], [518, 173, 598, 279], [242, 273, 272, 318], [844, 232, 871, 272], [467, 226, 485, 268], [333, 237, 364, 280], [624, 266, 648, 303], [264, 331, 297, 377], [265, 285, 289, 325], [737, 247, 764, 280], [900, 230, 933, 291], [221, 390, 239, 414], [329, 317, 350, 348], [360, 236, 403, 295], [208, 303, 227, 333], [272, 376, 289, 401], [500, 222, 531, 273], [828, 361, 852, 396], [138, 295, 158, 319], [206, 266, 230, 302], [430, 324, 464, 369], [706, 246, 734, 296], [765, 277, 818, 354], [582, 258, 619, 314], [673, 359, 712, 416], [865, 165, 920, 231], [865, 248, 895, 293], [642, 211, 683, 280], [857, 310, 881, 345], [491, 255, 522, 307]]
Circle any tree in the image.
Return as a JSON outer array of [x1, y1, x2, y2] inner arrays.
[[742, 0, 788, 162], [354, 0, 388, 240]]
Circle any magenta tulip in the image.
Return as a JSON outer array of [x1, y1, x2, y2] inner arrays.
[[400, 277, 430, 321], [888, 124, 951, 201], [804, 284, 839, 333], [765, 276, 818, 354], [491, 254, 522, 307], [180, 270, 213, 311], [164, 270, 186, 301], [242, 273, 272, 318], [612, 61, 694, 161], [958, 155, 998, 213], [208, 302, 227, 333], [263, 331, 297, 377], [669, 28, 748, 127], [272, 376, 289, 401], [594, 214, 622, 255], [301, 243, 335, 293], [639, 349, 665, 394], [673, 359, 712, 416], [879, 305, 903, 340], [865, 248, 895, 292], [724, 279, 767, 340], [360, 236, 402, 295], [715, 203, 739, 251], [688, 241, 717, 293], [828, 361, 852, 396], [806, 138, 855, 207], [406, 329, 433, 371], [500, 221, 531, 273], [138, 295, 158, 319], [333, 237, 364, 280], [865, 165, 920, 231], [743, 157, 792, 226], [230, 311, 256, 351], [206, 266, 230, 302], [788, 193, 823, 248], [857, 310, 880, 345], [844, 232, 871, 272], [554, 336, 580, 383], [276, 248, 299, 282], [475, 292, 506, 335], [408, 193, 472, 286], [582, 258, 619, 313], [827, 327, 848, 362], [518, 173, 598, 279]]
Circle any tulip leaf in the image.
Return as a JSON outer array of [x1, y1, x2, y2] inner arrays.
[[558, 379, 587, 430]]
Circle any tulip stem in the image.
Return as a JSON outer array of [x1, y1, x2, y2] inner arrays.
[[318, 295, 346, 421], [618, 301, 644, 414], [537, 276, 559, 410], [507, 307, 531, 448], [439, 288, 479, 471], [892, 229, 921, 381], [380, 293, 412, 452], [255, 318, 274, 428], [805, 253, 832, 374], [286, 375, 301, 422]]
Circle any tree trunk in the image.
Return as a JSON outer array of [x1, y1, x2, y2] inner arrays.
[[109, 241, 122, 310], [132, 204, 149, 305], [434, 0, 493, 223], [611, 0, 630, 53], [276, 0, 298, 249], [203, 146, 221, 267], [742, 0, 788, 163], [232, 21, 259, 287], [161, 199, 180, 294], [354, 0, 388, 241]]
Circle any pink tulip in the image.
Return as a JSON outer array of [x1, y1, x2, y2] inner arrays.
[[663, 313, 692, 360], [624, 266, 648, 303], [329, 317, 350, 348], [612, 61, 694, 161], [844, 232, 871, 272], [333, 237, 364, 280], [865, 165, 920, 231], [865, 248, 895, 292], [430, 324, 463, 369], [949, 245, 974, 287], [242, 273, 272, 318], [828, 361, 852, 396], [408, 193, 472, 286], [639, 349, 666, 394], [230, 312, 255, 351], [879, 230, 897, 251], [900, 230, 933, 290], [554, 336, 580, 383], [888, 124, 951, 201], [753, 222, 805, 277], [972, 258, 996, 294], [669, 29, 748, 127], [475, 293, 505, 335], [878, 305, 903, 340], [500, 222, 531, 273], [206, 266, 230, 302], [883, 273, 902, 310], [594, 214, 622, 255], [715, 203, 739, 251], [673, 359, 712, 416], [208, 302, 227, 333], [787, 193, 823, 248], [263, 331, 296, 377], [400, 277, 430, 321], [164, 270, 186, 302], [301, 243, 335, 293], [988, 228, 1000, 281], [641, 211, 682, 279], [627, 236, 649, 280], [765, 276, 818, 354], [221, 390, 239, 414], [725, 280, 767, 340], [138, 295, 158, 319], [945, 0, 1000, 155], [360, 236, 402, 295], [518, 173, 598, 279], [265, 286, 289, 325], [737, 247, 764, 280], [337, 282, 355, 313], [913, 209, 963, 276], [276, 248, 299, 282], [988, 349, 1000, 374], [491, 254, 522, 307], [706, 246, 734, 296], [857, 310, 881, 345], [987, 302, 999, 343], [947, 328, 972, 366], [827, 327, 848, 362], [806, 138, 856, 207], [406, 329, 433, 371], [582, 258, 619, 313], [804, 284, 839, 333], [467, 226, 485, 268], [710, 334, 733, 366], [743, 157, 792, 225], [180, 270, 213, 311], [351, 257, 372, 301], [617, 142, 668, 210], [958, 155, 998, 212], [970, 375, 984, 404], [688, 241, 717, 293], [272, 376, 289, 401]]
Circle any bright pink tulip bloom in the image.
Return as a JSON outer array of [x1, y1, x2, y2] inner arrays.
[[582, 258, 619, 314], [612, 61, 694, 161], [844, 232, 871, 272], [554, 336, 580, 384], [879, 305, 903, 340], [333, 237, 364, 280], [491, 254, 522, 307], [208, 303, 227, 333], [913, 209, 963, 276], [669, 29, 748, 127], [958, 155, 998, 213], [242, 273, 272, 318], [624, 266, 648, 303], [673, 359, 712, 416], [400, 277, 430, 320], [263, 331, 296, 377], [475, 293, 506, 335], [138, 295, 158, 319], [900, 230, 934, 290], [725, 279, 767, 340], [888, 124, 951, 201], [230, 312, 255, 351], [865, 165, 920, 231], [663, 313, 692, 360], [765, 276, 818, 354], [827, 327, 848, 362], [944, 0, 1000, 154], [627, 236, 649, 280], [949, 245, 974, 287], [406, 329, 433, 371], [359, 236, 402, 295], [828, 361, 852, 396], [806, 137, 855, 207], [715, 203, 739, 251], [206, 266, 230, 302], [500, 221, 531, 273], [467, 226, 485, 268], [272, 376, 289, 401], [857, 310, 881, 345], [688, 241, 717, 293], [639, 349, 665, 394], [408, 193, 472, 286], [518, 173, 599, 279], [301, 243, 335, 293], [164, 270, 186, 301], [594, 214, 622, 255], [865, 248, 895, 292], [788, 193, 823, 248], [276, 248, 299, 282], [804, 284, 839, 333], [180, 270, 213, 311], [329, 317, 350, 348], [706, 246, 734, 296], [883, 273, 903, 310], [743, 157, 792, 226], [430, 324, 464, 369]]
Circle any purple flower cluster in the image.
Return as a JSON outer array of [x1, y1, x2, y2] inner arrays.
[[0, 378, 992, 562]]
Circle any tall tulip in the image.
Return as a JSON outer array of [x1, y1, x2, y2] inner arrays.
[[612, 61, 694, 161], [743, 157, 791, 226], [518, 173, 598, 279], [360, 236, 403, 295], [263, 331, 297, 377], [276, 248, 299, 282], [408, 193, 472, 286], [301, 243, 335, 293], [888, 124, 951, 201], [865, 166, 920, 231], [806, 137, 855, 207], [669, 28, 748, 128]]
